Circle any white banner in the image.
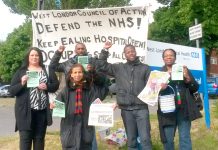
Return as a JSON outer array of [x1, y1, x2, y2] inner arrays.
[[31, 6, 150, 65]]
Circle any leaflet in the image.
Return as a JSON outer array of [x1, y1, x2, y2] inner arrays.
[[27, 71, 39, 87], [77, 56, 89, 70], [52, 99, 65, 118], [171, 64, 184, 80]]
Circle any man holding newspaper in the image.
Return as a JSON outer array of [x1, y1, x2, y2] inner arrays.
[[98, 42, 152, 150]]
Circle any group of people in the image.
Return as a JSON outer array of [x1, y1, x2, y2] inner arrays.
[[9, 41, 202, 150]]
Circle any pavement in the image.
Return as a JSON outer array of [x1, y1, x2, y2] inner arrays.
[[0, 96, 157, 137]]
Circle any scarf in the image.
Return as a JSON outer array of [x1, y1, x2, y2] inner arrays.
[[74, 88, 83, 114]]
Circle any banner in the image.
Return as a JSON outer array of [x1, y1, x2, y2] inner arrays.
[[31, 6, 150, 65]]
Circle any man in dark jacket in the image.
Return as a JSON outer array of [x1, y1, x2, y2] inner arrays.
[[98, 42, 152, 150], [50, 43, 94, 76]]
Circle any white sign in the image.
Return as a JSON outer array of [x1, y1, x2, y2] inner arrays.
[[31, 6, 150, 65], [189, 24, 202, 40], [88, 104, 114, 127], [146, 40, 203, 71]]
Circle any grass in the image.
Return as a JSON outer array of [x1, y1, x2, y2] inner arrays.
[[0, 98, 15, 107], [0, 98, 218, 150]]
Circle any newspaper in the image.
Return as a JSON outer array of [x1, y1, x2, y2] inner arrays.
[[105, 128, 127, 147], [26, 71, 39, 87], [138, 70, 170, 106], [88, 103, 114, 127]]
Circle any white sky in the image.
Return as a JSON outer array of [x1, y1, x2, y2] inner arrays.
[[0, 0, 162, 41], [0, 0, 26, 41]]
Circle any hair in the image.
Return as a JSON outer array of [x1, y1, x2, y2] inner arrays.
[[21, 47, 44, 69], [162, 48, 176, 59], [75, 42, 87, 53], [123, 44, 136, 53]]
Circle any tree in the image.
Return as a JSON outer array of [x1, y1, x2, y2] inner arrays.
[[2, 0, 131, 16], [0, 21, 32, 82], [149, 0, 218, 54]]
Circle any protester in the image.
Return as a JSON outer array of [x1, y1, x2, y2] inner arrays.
[[9, 47, 59, 150], [56, 64, 108, 150], [97, 42, 152, 150], [49, 43, 108, 150], [50, 43, 98, 77], [158, 48, 202, 150]]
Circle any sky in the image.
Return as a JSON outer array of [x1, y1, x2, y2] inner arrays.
[[0, 0, 162, 41], [0, 0, 26, 41]]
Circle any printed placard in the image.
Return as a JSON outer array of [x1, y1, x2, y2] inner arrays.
[[88, 103, 114, 127]]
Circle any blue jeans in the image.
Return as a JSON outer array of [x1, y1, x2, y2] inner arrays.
[[121, 109, 152, 150], [163, 112, 192, 150], [92, 127, 98, 150]]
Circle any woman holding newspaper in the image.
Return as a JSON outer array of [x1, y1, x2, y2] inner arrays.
[[55, 64, 108, 150], [158, 48, 202, 150], [9, 47, 59, 150]]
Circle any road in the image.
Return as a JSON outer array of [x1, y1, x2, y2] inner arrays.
[[0, 97, 157, 137], [0, 106, 62, 137]]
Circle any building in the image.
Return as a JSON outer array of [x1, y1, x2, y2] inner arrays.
[[207, 49, 218, 77]]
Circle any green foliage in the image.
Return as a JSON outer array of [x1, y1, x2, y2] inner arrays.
[[2, 0, 35, 16], [2, 0, 131, 16], [157, 0, 172, 5], [0, 21, 32, 82], [88, 0, 131, 8], [149, 0, 218, 54]]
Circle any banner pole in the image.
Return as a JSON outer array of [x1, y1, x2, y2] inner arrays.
[[201, 48, 210, 128]]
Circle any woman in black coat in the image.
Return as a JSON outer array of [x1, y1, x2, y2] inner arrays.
[[9, 47, 59, 150], [55, 64, 108, 150], [157, 48, 202, 150]]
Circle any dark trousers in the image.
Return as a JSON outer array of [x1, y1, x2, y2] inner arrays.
[[19, 109, 47, 150], [121, 109, 152, 150]]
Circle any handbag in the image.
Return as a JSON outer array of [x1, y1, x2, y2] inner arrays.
[[193, 91, 203, 110]]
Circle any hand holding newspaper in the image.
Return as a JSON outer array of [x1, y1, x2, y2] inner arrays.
[[138, 70, 170, 106]]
